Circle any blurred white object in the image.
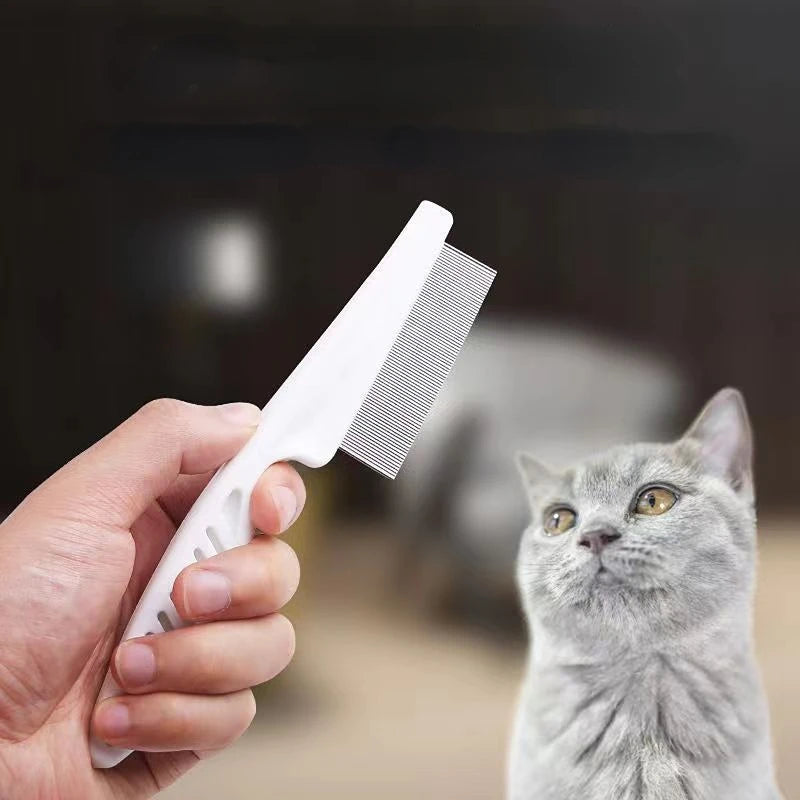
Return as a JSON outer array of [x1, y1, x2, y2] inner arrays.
[[195, 215, 269, 312], [395, 318, 687, 590]]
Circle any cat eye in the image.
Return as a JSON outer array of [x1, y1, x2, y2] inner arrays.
[[543, 507, 577, 535], [634, 486, 677, 516]]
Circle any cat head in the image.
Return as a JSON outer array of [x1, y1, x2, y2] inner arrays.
[[516, 388, 756, 644]]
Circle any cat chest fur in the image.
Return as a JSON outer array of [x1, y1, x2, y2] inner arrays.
[[511, 649, 773, 800]]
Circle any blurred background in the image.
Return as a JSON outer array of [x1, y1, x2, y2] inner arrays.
[[1, 1, 799, 797]]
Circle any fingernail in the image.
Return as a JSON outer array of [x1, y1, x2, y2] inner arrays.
[[217, 402, 261, 427], [270, 485, 298, 531], [97, 702, 131, 741], [115, 642, 156, 689], [184, 569, 232, 617]]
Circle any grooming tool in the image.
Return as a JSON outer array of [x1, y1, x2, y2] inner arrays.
[[91, 200, 496, 768]]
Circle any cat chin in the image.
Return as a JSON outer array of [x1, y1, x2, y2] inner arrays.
[[561, 563, 670, 609], [523, 558, 671, 619], [588, 567, 666, 595], [593, 565, 621, 585], [578, 557, 630, 589]]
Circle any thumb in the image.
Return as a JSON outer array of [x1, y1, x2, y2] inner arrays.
[[27, 398, 262, 530]]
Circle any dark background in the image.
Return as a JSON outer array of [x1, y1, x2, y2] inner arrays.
[[2, 0, 799, 509]]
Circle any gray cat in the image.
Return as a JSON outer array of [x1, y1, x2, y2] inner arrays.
[[509, 388, 781, 800]]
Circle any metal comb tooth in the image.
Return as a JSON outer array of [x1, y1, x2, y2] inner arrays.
[[340, 243, 496, 478]]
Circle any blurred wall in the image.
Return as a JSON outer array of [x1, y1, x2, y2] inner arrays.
[[1, 0, 799, 511]]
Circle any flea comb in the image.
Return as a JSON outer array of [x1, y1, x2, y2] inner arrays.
[[91, 200, 496, 768]]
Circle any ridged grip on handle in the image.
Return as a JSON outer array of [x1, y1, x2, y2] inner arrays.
[[89, 432, 288, 769]]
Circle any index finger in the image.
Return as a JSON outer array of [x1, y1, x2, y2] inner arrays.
[[249, 462, 306, 535], [158, 461, 306, 531], [32, 399, 262, 530]]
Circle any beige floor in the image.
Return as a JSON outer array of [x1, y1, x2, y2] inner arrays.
[[163, 519, 800, 799]]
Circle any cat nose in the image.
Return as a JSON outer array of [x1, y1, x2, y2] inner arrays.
[[578, 527, 621, 555]]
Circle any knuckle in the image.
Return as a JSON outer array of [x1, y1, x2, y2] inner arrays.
[[139, 397, 188, 426], [141, 397, 189, 420], [195, 635, 225, 680], [145, 694, 191, 741], [172, 631, 221, 690], [163, 693, 187, 725]]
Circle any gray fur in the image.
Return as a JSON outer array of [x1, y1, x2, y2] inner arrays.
[[509, 388, 781, 800]]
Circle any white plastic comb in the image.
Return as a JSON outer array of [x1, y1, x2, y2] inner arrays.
[[91, 200, 496, 768]]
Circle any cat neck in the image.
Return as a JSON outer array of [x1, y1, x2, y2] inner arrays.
[[512, 604, 774, 800], [529, 593, 755, 673], [521, 596, 768, 769]]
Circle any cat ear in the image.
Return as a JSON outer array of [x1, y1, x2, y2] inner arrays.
[[515, 452, 558, 493], [682, 387, 754, 500]]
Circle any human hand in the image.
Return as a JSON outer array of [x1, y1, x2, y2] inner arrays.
[[0, 399, 305, 799]]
